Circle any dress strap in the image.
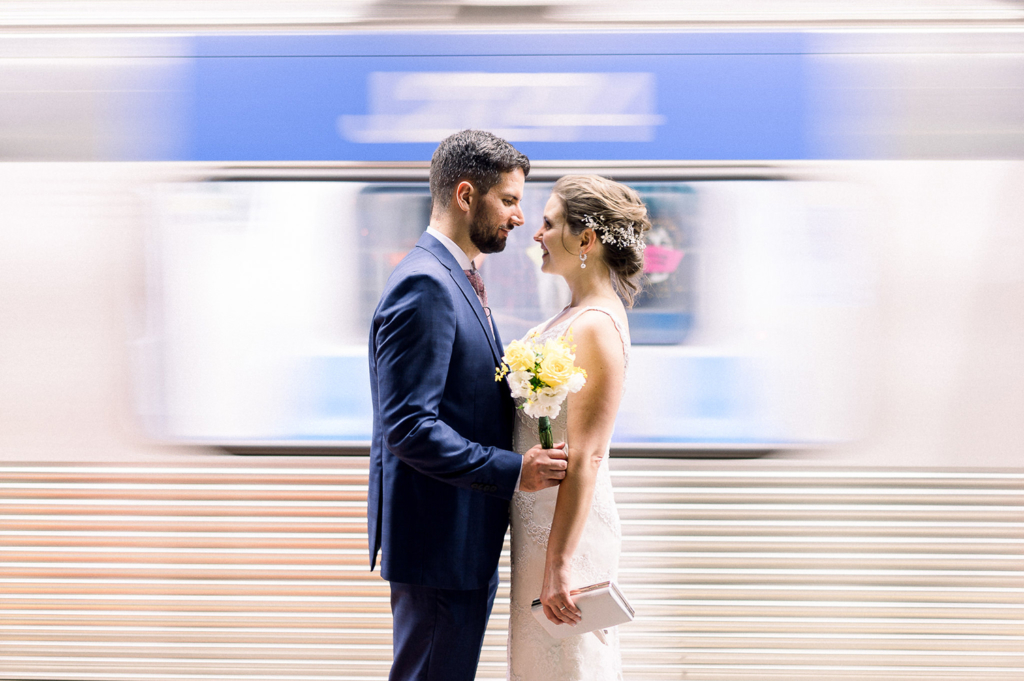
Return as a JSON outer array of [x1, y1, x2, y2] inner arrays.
[[562, 306, 630, 353]]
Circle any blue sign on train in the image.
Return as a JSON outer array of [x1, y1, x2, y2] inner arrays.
[[187, 32, 809, 162]]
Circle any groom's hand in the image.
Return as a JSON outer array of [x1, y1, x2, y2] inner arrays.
[[519, 442, 568, 492]]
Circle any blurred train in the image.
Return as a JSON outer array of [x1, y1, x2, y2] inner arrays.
[[4, 25, 1019, 464], [1, 16, 1023, 681]]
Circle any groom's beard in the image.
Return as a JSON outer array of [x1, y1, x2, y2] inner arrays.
[[469, 212, 511, 254]]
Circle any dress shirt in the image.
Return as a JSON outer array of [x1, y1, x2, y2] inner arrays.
[[426, 226, 473, 271]]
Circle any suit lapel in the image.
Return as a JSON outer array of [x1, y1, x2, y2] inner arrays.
[[450, 268, 504, 365], [416, 233, 504, 366]]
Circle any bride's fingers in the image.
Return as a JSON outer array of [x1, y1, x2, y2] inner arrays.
[[553, 604, 574, 625], [545, 596, 581, 625], [543, 603, 568, 625], [543, 600, 576, 625], [561, 596, 582, 624]]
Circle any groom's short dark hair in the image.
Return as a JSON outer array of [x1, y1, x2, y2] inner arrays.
[[429, 130, 530, 210]]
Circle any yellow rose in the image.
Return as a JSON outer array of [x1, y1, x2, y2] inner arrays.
[[502, 339, 537, 373], [537, 339, 576, 387]]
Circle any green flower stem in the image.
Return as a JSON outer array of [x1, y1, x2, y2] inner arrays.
[[538, 416, 553, 449]]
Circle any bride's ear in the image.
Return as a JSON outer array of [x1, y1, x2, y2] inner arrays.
[[579, 228, 597, 254]]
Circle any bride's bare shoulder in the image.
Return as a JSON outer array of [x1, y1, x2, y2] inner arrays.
[[566, 307, 628, 364]]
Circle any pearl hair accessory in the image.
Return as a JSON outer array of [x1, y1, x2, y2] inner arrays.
[[580, 213, 646, 254]]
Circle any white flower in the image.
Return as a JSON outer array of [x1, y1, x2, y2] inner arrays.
[[523, 398, 562, 420], [533, 390, 563, 411], [522, 386, 569, 419], [506, 371, 534, 399], [540, 384, 569, 401], [565, 372, 586, 393]]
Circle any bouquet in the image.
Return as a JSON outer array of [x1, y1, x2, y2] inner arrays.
[[495, 332, 587, 448]]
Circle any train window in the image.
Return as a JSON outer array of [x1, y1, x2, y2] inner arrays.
[[143, 177, 867, 452], [355, 182, 696, 346]]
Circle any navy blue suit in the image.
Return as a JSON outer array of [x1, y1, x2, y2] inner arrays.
[[368, 232, 521, 680]]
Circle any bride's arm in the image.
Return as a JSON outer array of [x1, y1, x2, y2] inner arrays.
[[539, 312, 625, 626]]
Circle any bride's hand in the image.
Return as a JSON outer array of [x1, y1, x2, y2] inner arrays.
[[540, 562, 581, 626]]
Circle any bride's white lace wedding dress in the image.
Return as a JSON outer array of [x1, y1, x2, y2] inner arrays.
[[507, 306, 627, 681]]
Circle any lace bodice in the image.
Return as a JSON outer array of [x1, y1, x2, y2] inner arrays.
[[507, 305, 627, 681]]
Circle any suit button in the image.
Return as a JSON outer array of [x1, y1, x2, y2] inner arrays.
[[471, 483, 479, 490]]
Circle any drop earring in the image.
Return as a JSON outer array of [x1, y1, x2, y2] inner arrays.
[[580, 252, 587, 269]]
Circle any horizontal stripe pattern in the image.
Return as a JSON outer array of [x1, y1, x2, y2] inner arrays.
[[1, 460, 1022, 680]]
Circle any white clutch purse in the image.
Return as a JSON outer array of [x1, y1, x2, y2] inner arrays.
[[530, 581, 635, 641]]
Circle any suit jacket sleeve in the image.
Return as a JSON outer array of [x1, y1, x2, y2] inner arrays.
[[373, 270, 521, 499]]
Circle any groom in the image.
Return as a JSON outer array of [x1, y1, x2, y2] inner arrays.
[[368, 129, 569, 681]]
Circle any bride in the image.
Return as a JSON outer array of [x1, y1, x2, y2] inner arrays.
[[506, 175, 650, 681]]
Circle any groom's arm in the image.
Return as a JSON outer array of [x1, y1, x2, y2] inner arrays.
[[373, 271, 523, 499]]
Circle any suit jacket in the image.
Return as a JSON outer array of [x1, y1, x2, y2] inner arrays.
[[367, 232, 521, 590]]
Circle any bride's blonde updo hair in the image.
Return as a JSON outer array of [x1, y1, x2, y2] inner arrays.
[[553, 174, 651, 307]]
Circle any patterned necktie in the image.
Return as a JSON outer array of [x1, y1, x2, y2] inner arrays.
[[464, 268, 488, 308], [464, 267, 493, 338]]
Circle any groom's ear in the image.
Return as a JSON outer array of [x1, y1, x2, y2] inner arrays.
[[454, 180, 476, 214]]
